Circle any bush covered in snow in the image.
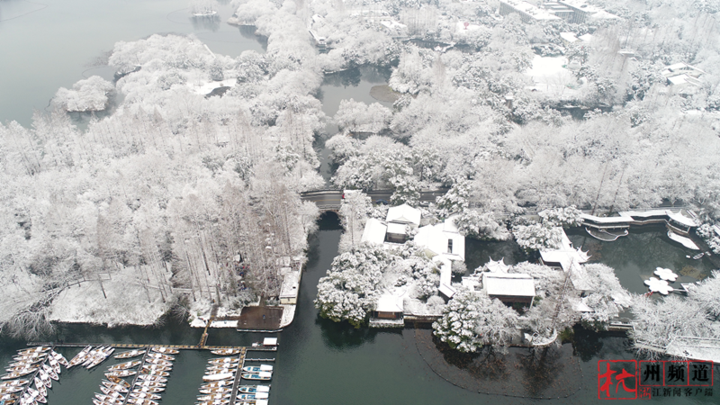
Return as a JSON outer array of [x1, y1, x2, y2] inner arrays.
[[432, 289, 519, 353], [315, 243, 391, 327], [696, 224, 720, 254], [538, 206, 584, 228], [435, 180, 470, 219], [53, 76, 114, 112], [512, 224, 565, 252], [453, 210, 511, 241]]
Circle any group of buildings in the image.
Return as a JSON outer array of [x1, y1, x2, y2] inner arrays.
[[499, 0, 620, 24]]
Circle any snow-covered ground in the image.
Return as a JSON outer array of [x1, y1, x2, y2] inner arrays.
[[525, 55, 580, 99], [48, 265, 172, 326]]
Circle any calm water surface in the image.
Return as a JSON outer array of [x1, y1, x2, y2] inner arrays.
[[0, 0, 264, 126]]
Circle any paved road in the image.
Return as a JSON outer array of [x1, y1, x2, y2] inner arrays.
[[300, 189, 449, 209]]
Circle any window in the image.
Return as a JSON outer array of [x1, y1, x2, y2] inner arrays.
[[447, 239, 453, 253]]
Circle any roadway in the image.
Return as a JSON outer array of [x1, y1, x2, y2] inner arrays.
[[300, 189, 449, 209]]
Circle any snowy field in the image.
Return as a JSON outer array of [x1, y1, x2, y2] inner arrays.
[[525, 55, 580, 99]]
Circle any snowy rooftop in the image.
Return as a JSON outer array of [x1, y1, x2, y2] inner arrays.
[[503, 0, 561, 20], [560, 32, 578, 42], [380, 19, 407, 30], [540, 229, 589, 273], [386, 204, 421, 226], [361, 218, 387, 245], [667, 231, 700, 250], [263, 337, 278, 346], [580, 213, 634, 224], [485, 258, 510, 273], [619, 209, 699, 227], [386, 222, 407, 235], [376, 293, 404, 313], [578, 34, 594, 42], [483, 273, 536, 297], [414, 219, 465, 261]]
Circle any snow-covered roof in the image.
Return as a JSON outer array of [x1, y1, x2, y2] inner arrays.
[[485, 258, 510, 273], [667, 211, 699, 227], [502, 0, 561, 20], [560, 32, 578, 42], [462, 276, 481, 290], [483, 273, 536, 297], [361, 218, 387, 245], [667, 231, 700, 250], [644, 277, 674, 295], [580, 213, 633, 224], [263, 337, 277, 346], [414, 221, 465, 261], [386, 222, 407, 235], [438, 283, 456, 299], [380, 19, 407, 30], [386, 204, 421, 226], [559, 0, 620, 19], [376, 293, 404, 313], [572, 299, 593, 312], [578, 34, 593, 42]]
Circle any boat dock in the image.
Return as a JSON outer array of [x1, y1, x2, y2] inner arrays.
[[227, 349, 247, 405], [27, 342, 278, 351]]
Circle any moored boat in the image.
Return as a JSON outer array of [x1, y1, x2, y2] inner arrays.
[[241, 372, 271, 381], [105, 370, 137, 378], [68, 346, 93, 368], [202, 372, 234, 382], [210, 348, 240, 356], [238, 385, 270, 394], [241, 365, 272, 373], [114, 350, 145, 360], [150, 347, 179, 355], [108, 361, 142, 371]]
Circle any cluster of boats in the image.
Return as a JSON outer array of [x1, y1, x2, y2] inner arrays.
[[197, 350, 273, 405], [68, 346, 116, 370], [0, 346, 68, 405], [93, 346, 178, 405]]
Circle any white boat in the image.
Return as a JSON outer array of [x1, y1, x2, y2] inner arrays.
[[109, 360, 142, 371], [239, 385, 270, 394], [68, 346, 93, 368], [150, 347, 179, 355], [241, 365, 273, 373], [202, 373, 235, 382], [115, 349, 145, 360], [50, 351, 70, 368], [210, 348, 241, 356], [241, 372, 272, 381]]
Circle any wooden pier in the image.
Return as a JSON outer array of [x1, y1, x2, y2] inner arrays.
[[227, 348, 247, 405], [28, 342, 278, 351], [120, 349, 150, 405]]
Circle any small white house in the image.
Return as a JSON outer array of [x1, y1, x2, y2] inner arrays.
[[483, 273, 536, 306], [279, 268, 300, 305], [386, 204, 421, 227], [361, 218, 387, 245]]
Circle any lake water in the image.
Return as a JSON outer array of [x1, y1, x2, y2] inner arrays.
[[0, 0, 264, 127]]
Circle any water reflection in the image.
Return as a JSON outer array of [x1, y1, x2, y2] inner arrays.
[[316, 316, 379, 350], [190, 15, 221, 31], [464, 238, 527, 273]]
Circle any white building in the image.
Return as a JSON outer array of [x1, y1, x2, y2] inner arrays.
[[482, 273, 536, 306], [500, 0, 561, 23]]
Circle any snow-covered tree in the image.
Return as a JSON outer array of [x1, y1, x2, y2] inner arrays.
[[53, 76, 114, 112], [315, 243, 393, 327], [512, 224, 565, 252], [453, 210, 511, 241], [433, 289, 519, 353], [538, 206, 584, 228]]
